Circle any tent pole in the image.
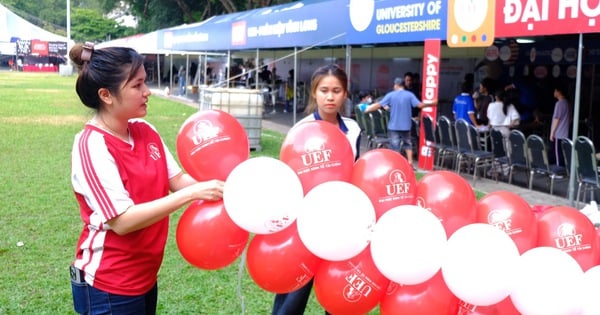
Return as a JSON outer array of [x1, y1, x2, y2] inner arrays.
[[293, 47, 298, 124], [568, 33, 584, 205], [157, 54, 161, 90], [170, 54, 173, 93], [345, 44, 352, 117], [255, 48, 259, 89]]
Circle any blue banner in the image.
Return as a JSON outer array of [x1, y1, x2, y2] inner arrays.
[[158, 0, 347, 51], [346, 0, 447, 45]]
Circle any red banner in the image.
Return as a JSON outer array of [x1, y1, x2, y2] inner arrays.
[[418, 39, 441, 171], [30, 40, 48, 56], [496, 0, 600, 37]]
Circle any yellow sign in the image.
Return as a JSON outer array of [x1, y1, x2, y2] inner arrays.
[[447, 0, 495, 47]]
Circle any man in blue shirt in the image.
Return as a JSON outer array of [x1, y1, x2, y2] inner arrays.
[[453, 82, 479, 126], [365, 77, 435, 167]]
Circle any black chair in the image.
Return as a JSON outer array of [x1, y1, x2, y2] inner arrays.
[[370, 109, 388, 137], [436, 115, 460, 169], [421, 114, 445, 169], [507, 130, 529, 185], [526, 134, 567, 195], [354, 105, 367, 133], [363, 109, 389, 150], [560, 138, 573, 177], [455, 119, 494, 181], [574, 136, 600, 207], [489, 128, 510, 182]]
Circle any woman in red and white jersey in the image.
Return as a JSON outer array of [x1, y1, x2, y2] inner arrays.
[[68, 42, 224, 314]]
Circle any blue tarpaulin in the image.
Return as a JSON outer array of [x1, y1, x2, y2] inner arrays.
[[158, 0, 347, 51]]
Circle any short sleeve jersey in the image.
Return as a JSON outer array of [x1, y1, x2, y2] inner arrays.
[[380, 89, 420, 131], [71, 119, 181, 296], [553, 98, 571, 140], [453, 93, 476, 124]]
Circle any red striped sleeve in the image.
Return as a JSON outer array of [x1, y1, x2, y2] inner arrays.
[[78, 129, 118, 220]]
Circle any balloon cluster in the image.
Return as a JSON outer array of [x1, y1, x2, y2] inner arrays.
[[175, 111, 600, 314]]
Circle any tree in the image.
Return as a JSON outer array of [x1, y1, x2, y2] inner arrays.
[[0, 0, 295, 40], [70, 8, 135, 43]]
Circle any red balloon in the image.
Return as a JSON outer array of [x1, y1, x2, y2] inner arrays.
[[380, 271, 459, 315], [531, 204, 554, 220], [176, 200, 249, 270], [246, 222, 321, 293], [537, 206, 600, 271], [456, 296, 520, 315], [351, 149, 417, 219], [477, 191, 537, 254], [416, 171, 477, 238], [176, 110, 249, 181], [279, 120, 354, 194], [313, 247, 390, 315]]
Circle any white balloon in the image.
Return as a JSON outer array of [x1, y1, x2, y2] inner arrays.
[[442, 223, 520, 306], [511, 246, 584, 315], [581, 265, 600, 315], [297, 181, 375, 261], [224, 157, 303, 234], [370, 205, 447, 285]]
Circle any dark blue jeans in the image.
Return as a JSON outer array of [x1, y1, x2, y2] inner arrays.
[[272, 279, 313, 315], [71, 279, 157, 315], [272, 279, 329, 315]]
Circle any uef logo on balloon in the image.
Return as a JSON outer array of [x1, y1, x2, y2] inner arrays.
[[190, 120, 230, 154], [297, 137, 340, 174], [264, 216, 292, 233], [343, 271, 375, 302], [377, 169, 413, 203], [487, 209, 522, 235], [554, 223, 590, 252], [292, 263, 315, 291]]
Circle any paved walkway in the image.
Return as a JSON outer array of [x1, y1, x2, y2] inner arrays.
[[153, 88, 577, 209]]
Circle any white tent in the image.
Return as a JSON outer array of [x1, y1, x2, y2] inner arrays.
[[95, 31, 162, 54], [0, 3, 69, 55]]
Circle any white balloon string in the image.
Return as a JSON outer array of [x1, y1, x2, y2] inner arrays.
[[237, 245, 248, 314]]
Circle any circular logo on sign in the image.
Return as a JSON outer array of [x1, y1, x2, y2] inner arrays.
[[551, 48, 563, 63], [485, 46, 499, 61], [564, 47, 577, 63], [349, 0, 374, 32], [453, 0, 488, 32]]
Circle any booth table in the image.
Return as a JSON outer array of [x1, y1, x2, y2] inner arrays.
[[22, 64, 58, 72]]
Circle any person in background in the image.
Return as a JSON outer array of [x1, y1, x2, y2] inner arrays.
[[487, 89, 520, 143], [453, 82, 479, 127], [473, 77, 494, 126], [68, 43, 224, 314], [285, 69, 295, 113], [259, 65, 273, 85], [365, 77, 436, 168], [190, 62, 198, 86], [178, 65, 186, 95], [463, 73, 475, 95], [272, 65, 361, 315], [549, 83, 572, 167], [403, 72, 419, 118], [356, 90, 373, 112]]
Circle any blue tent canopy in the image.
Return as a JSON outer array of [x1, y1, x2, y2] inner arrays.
[[158, 0, 347, 51]]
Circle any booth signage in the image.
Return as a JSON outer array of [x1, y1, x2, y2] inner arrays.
[[496, 0, 600, 36], [418, 39, 441, 171]]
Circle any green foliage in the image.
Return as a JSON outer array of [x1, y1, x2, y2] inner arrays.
[[70, 7, 135, 42], [1, 0, 298, 39]]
